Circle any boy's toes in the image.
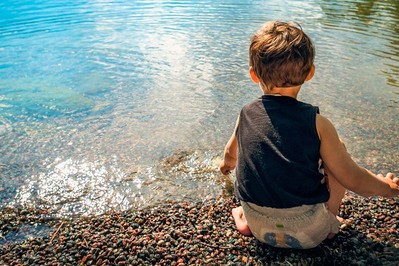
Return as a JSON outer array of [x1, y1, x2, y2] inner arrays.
[[336, 216, 344, 223]]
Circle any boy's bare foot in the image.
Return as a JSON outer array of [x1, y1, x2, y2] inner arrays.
[[232, 206, 252, 236], [327, 215, 344, 239], [327, 233, 336, 239]]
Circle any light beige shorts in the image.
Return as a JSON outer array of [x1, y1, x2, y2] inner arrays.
[[241, 201, 340, 249]]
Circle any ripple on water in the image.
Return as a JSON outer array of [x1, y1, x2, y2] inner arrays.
[[5, 150, 227, 218]]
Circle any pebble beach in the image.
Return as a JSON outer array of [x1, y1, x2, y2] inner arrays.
[[1, 193, 398, 266]]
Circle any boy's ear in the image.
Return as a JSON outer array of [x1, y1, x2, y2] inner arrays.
[[305, 64, 315, 81], [249, 67, 260, 83]]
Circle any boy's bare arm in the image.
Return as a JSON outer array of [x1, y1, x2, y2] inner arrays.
[[316, 114, 399, 198], [220, 116, 239, 175]]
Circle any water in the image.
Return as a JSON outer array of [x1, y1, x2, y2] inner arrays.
[[1, 0, 398, 218]]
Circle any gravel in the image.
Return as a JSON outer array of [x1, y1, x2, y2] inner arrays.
[[1, 193, 398, 265]]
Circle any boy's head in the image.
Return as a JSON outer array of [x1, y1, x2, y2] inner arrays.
[[249, 21, 315, 90]]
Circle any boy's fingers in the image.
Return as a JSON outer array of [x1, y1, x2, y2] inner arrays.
[[386, 172, 394, 179], [220, 167, 230, 175]]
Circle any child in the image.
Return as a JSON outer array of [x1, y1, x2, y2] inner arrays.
[[219, 21, 399, 249]]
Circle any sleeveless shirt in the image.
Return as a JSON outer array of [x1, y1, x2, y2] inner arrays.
[[235, 95, 329, 208]]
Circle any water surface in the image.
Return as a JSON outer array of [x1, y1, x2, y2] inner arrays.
[[1, 0, 398, 217]]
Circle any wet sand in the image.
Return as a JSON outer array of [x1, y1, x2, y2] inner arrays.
[[1, 194, 398, 265]]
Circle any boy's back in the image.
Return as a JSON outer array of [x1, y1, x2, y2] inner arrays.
[[235, 95, 328, 208]]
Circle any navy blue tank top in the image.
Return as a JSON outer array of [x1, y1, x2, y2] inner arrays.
[[235, 95, 329, 208]]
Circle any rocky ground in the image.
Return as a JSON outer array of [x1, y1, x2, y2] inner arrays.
[[0, 193, 398, 265]]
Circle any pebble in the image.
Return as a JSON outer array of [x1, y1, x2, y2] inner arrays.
[[1, 194, 398, 265]]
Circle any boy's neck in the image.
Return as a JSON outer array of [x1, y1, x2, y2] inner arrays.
[[261, 85, 301, 99]]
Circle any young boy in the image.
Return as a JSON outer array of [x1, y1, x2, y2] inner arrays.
[[219, 21, 399, 249]]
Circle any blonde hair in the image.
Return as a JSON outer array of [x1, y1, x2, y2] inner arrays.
[[249, 21, 315, 90]]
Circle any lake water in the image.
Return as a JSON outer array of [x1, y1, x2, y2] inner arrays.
[[1, 0, 398, 218]]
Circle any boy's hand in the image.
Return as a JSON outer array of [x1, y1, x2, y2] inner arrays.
[[377, 173, 399, 196], [219, 160, 235, 175]]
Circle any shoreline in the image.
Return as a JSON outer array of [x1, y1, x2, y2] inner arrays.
[[1, 195, 398, 265]]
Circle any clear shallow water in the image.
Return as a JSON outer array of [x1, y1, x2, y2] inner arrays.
[[0, 0, 398, 217]]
